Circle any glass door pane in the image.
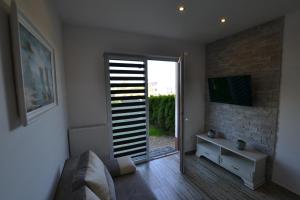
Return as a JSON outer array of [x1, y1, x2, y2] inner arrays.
[[105, 55, 149, 163]]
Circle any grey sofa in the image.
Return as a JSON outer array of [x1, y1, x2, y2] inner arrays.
[[55, 156, 157, 200]]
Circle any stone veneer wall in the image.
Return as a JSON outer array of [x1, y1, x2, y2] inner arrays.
[[205, 18, 284, 178]]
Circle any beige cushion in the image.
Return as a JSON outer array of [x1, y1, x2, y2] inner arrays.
[[73, 186, 101, 200], [117, 156, 136, 175], [73, 151, 116, 200], [103, 156, 136, 177], [104, 168, 116, 200]]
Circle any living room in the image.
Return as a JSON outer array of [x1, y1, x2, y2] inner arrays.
[[0, 0, 300, 200]]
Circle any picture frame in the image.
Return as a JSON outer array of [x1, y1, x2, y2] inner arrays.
[[10, 1, 57, 126]]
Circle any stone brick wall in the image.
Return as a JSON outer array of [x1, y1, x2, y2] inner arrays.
[[205, 18, 284, 178]]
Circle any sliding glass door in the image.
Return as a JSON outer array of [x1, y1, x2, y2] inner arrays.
[[105, 54, 149, 163]]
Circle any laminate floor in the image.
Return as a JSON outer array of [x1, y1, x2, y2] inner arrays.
[[137, 153, 300, 200], [137, 154, 208, 200]]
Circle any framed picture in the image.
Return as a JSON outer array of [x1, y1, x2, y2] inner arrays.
[[10, 2, 57, 126]]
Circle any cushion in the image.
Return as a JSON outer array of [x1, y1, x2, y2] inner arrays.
[[103, 156, 136, 177], [72, 186, 101, 200], [72, 150, 116, 200], [104, 168, 116, 200]]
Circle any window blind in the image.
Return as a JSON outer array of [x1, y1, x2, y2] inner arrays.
[[108, 59, 148, 160]]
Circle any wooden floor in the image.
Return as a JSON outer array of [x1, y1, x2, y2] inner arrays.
[[137, 154, 207, 200], [137, 154, 300, 200]]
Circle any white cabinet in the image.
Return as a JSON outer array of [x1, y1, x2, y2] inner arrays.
[[196, 134, 267, 190], [196, 143, 220, 164]]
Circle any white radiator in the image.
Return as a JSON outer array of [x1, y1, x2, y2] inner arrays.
[[68, 124, 112, 158]]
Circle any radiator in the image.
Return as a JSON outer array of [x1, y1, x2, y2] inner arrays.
[[68, 124, 112, 159]]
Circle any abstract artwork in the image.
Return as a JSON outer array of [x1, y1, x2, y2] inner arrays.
[[10, 2, 57, 126]]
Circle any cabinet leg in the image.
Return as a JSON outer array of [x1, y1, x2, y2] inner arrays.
[[242, 178, 265, 190], [242, 178, 255, 190]]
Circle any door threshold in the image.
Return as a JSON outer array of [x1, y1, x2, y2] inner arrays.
[[149, 150, 178, 161]]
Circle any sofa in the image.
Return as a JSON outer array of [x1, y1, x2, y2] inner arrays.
[[55, 151, 157, 200]]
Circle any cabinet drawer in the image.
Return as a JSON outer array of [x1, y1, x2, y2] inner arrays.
[[202, 151, 219, 164], [220, 155, 253, 180]]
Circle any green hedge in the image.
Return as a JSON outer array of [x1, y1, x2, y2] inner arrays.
[[149, 95, 175, 135]]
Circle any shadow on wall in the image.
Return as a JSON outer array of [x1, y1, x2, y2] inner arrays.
[[49, 167, 63, 200], [0, 2, 21, 130]]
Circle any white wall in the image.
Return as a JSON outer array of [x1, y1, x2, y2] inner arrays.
[[272, 10, 300, 195], [0, 1, 69, 200], [63, 25, 205, 156]]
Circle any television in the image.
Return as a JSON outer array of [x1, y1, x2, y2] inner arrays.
[[208, 75, 252, 106]]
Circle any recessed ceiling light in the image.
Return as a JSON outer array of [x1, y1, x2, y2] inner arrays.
[[177, 4, 185, 13], [220, 17, 227, 24]]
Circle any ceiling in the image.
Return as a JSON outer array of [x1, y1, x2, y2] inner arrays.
[[53, 0, 300, 43]]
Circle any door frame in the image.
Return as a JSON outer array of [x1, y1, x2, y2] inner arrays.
[[178, 54, 186, 173]]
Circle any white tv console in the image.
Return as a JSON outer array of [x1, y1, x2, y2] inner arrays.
[[196, 134, 267, 190]]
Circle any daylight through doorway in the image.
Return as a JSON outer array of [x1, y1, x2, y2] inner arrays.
[[147, 60, 178, 159]]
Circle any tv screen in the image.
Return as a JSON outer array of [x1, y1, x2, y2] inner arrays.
[[208, 75, 252, 106]]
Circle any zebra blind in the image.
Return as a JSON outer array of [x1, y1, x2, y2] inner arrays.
[[107, 58, 148, 160]]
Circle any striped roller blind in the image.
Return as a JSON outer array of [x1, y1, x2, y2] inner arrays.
[[107, 58, 148, 161]]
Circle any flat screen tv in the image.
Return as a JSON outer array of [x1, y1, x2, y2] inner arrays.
[[208, 75, 252, 106]]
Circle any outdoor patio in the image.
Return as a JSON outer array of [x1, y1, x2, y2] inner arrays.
[[149, 136, 177, 159]]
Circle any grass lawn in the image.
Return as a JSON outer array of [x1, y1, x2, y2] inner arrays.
[[149, 125, 170, 136]]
